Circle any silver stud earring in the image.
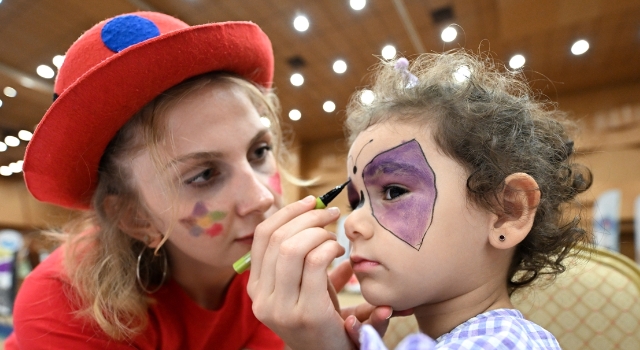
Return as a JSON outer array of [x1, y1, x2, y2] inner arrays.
[[499, 235, 505, 242]]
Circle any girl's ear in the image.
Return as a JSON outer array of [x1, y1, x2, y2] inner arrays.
[[489, 173, 540, 249], [103, 195, 164, 248]]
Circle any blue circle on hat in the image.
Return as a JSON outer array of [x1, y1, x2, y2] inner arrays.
[[101, 15, 161, 53]]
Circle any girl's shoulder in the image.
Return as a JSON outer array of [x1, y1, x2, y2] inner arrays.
[[359, 309, 561, 350], [436, 308, 560, 349]]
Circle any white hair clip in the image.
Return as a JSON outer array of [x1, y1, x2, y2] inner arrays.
[[394, 57, 418, 88]]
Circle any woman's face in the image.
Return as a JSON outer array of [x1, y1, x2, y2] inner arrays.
[[130, 82, 281, 270], [344, 121, 497, 311]]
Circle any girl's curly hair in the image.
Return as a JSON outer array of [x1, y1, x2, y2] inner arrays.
[[345, 50, 592, 294]]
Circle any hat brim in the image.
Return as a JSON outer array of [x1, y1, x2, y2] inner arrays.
[[23, 21, 274, 209]]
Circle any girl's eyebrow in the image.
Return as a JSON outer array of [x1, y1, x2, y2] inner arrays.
[[365, 160, 423, 177], [166, 129, 270, 169]]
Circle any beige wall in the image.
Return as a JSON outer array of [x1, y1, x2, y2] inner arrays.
[[560, 81, 640, 221], [0, 178, 76, 230]]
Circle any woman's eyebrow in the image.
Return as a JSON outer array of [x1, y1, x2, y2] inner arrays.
[[166, 129, 270, 169], [248, 129, 270, 147], [166, 151, 224, 169]]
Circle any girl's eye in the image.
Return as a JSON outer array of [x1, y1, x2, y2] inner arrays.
[[384, 185, 408, 200], [250, 143, 273, 163], [186, 168, 220, 186], [347, 184, 361, 210], [348, 197, 359, 211]]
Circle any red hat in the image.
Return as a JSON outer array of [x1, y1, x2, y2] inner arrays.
[[23, 12, 274, 210]]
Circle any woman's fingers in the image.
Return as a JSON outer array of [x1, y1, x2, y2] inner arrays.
[[329, 260, 353, 293], [249, 195, 316, 284], [252, 207, 341, 301], [344, 315, 362, 347], [272, 227, 338, 308], [342, 303, 415, 348], [298, 240, 345, 311]]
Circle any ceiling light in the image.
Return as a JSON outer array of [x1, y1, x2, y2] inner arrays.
[[37, 65, 55, 79], [9, 162, 21, 173], [3, 87, 16, 98], [323, 101, 336, 113], [289, 109, 301, 121], [293, 15, 309, 32], [18, 130, 32, 141], [571, 40, 589, 55], [441, 26, 457, 42], [509, 54, 525, 69], [4, 136, 19, 147], [333, 60, 347, 74], [0, 143, 6, 152], [19, 77, 36, 88], [350, 0, 366, 10], [290, 73, 304, 86], [0, 99, 2, 108], [260, 117, 271, 128], [53, 55, 65, 68], [0, 166, 11, 177], [381, 45, 396, 60], [360, 89, 375, 105]]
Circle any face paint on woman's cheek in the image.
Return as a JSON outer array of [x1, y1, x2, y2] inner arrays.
[[362, 140, 437, 250], [179, 201, 227, 238], [268, 172, 282, 195]]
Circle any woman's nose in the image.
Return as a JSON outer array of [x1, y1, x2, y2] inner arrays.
[[344, 207, 374, 241], [234, 167, 275, 217]]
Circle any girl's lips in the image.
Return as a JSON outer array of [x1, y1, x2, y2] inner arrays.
[[350, 255, 381, 273]]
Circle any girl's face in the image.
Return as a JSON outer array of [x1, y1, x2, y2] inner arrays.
[[344, 121, 498, 311], [130, 83, 281, 270]]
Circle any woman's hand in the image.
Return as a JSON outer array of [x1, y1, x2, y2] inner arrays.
[[248, 196, 354, 350]]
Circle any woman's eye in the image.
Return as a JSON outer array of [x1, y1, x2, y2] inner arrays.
[[186, 168, 219, 186], [383, 185, 408, 200], [250, 144, 272, 162]]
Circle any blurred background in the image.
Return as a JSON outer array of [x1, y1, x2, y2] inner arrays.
[[0, 0, 639, 333]]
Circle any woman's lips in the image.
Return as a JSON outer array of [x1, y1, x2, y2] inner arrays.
[[350, 255, 381, 273], [235, 234, 254, 245]]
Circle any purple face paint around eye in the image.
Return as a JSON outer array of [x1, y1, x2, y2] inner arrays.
[[362, 139, 436, 250]]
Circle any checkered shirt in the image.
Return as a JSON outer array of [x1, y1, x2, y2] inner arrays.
[[360, 308, 561, 350]]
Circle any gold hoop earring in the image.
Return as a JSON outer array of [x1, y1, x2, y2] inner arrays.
[[136, 245, 168, 294]]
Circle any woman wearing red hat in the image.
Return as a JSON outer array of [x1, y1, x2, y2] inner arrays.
[[5, 11, 379, 349]]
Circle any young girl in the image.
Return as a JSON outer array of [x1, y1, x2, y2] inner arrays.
[[7, 11, 287, 349], [248, 50, 592, 350], [344, 52, 592, 349]]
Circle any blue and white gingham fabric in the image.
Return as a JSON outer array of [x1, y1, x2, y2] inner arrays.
[[360, 309, 561, 350]]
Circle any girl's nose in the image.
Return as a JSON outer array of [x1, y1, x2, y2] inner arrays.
[[344, 207, 374, 241]]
